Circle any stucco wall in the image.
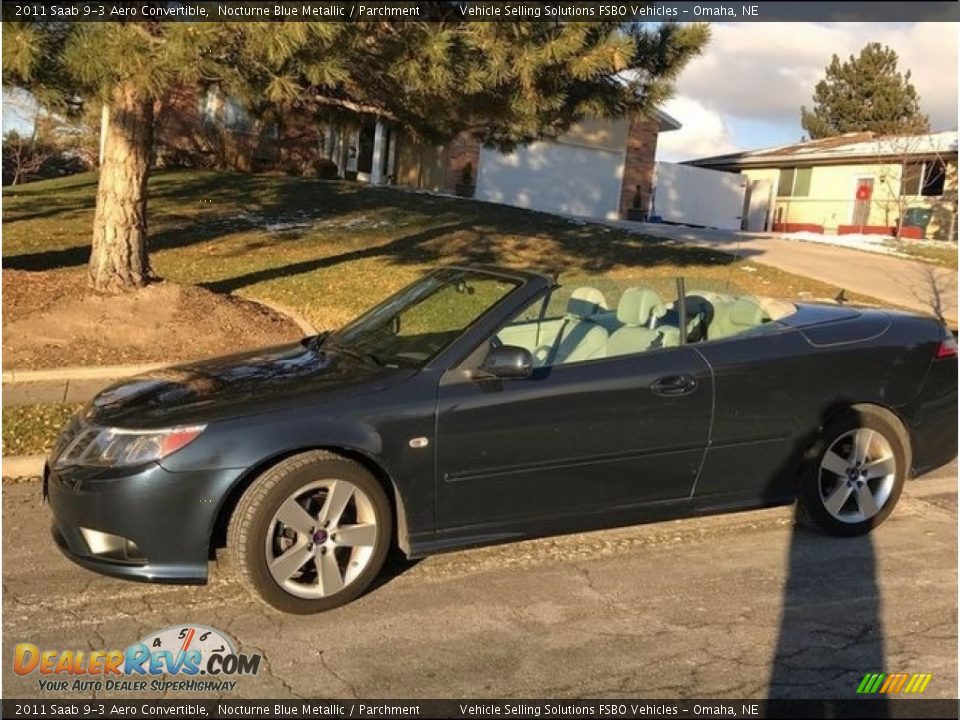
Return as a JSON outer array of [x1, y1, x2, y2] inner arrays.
[[741, 162, 957, 239]]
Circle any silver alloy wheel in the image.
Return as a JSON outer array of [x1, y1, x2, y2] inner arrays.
[[818, 428, 896, 524], [265, 479, 378, 599]]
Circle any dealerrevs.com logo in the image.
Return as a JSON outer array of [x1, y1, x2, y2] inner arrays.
[[14, 625, 262, 693]]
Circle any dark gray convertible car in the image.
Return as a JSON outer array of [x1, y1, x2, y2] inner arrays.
[[46, 266, 957, 613]]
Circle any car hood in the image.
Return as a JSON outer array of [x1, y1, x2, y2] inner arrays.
[[86, 341, 414, 428]]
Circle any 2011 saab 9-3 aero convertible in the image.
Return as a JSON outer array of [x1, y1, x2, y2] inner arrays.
[[46, 266, 957, 613]]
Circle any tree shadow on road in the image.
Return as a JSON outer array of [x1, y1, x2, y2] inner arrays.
[[769, 524, 886, 716], [767, 406, 888, 718]]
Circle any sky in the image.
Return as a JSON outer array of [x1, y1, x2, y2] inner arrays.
[[2, 87, 39, 135], [656, 21, 959, 162]]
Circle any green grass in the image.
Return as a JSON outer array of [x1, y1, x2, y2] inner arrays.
[[892, 240, 959, 270], [3, 170, 880, 330], [2, 404, 82, 457]]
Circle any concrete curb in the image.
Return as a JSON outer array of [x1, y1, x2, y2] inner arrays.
[[241, 295, 317, 336], [2, 455, 45, 480], [2, 362, 168, 384]]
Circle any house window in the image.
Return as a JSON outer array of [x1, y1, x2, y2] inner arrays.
[[198, 87, 221, 126], [900, 159, 947, 197], [777, 167, 811, 197], [198, 87, 253, 132], [222, 97, 253, 132], [900, 162, 923, 196], [921, 159, 946, 197]]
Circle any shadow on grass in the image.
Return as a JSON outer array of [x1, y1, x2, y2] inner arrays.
[[4, 169, 739, 288]]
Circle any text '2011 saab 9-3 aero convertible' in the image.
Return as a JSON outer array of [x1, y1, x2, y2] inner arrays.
[[46, 266, 957, 613]]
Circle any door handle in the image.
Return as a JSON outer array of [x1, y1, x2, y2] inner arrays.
[[651, 374, 697, 397]]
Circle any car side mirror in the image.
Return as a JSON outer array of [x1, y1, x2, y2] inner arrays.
[[479, 345, 533, 379]]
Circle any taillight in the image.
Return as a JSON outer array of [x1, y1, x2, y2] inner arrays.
[[936, 334, 958, 359]]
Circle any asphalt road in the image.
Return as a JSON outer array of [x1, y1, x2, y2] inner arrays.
[[3, 462, 956, 701]]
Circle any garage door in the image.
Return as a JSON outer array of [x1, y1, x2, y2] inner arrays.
[[475, 142, 625, 220]]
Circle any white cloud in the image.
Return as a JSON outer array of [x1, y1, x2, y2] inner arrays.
[[671, 21, 958, 136], [656, 96, 739, 161]]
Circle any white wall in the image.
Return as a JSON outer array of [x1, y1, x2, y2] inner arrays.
[[476, 142, 625, 220], [652, 162, 747, 230]]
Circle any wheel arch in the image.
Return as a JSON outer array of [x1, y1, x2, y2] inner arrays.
[[209, 446, 411, 560], [809, 401, 912, 470]]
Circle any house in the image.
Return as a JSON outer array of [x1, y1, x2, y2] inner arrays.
[[153, 84, 680, 222], [687, 131, 959, 241], [390, 110, 681, 221], [288, 109, 679, 222]]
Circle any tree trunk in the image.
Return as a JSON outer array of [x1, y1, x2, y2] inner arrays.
[[88, 82, 154, 292]]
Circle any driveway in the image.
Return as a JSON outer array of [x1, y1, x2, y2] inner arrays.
[[3, 462, 956, 700], [615, 222, 958, 326]]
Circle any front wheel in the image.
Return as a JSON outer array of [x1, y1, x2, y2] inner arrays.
[[227, 451, 392, 614], [798, 407, 909, 537]]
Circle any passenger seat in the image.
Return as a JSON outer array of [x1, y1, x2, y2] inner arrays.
[[544, 287, 609, 365], [606, 287, 668, 357]]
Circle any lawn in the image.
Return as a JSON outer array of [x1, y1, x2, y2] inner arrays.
[[2, 170, 880, 334], [2, 404, 81, 457], [893, 240, 959, 270]]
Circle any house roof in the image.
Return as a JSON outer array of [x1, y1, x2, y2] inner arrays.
[[688, 130, 958, 169], [651, 107, 681, 133]]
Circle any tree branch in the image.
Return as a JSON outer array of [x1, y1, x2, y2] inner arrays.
[[312, 94, 396, 120]]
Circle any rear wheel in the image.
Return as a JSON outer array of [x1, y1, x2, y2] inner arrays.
[[227, 451, 392, 614], [798, 407, 909, 536]]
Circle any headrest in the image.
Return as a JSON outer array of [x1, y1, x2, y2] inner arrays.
[[730, 296, 766, 326], [566, 286, 607, 319], [616, 287, 667, 327]]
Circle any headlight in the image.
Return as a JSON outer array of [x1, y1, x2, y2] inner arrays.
[[53, 425, 206, 469]]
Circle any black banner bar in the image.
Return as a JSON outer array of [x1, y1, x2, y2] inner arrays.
[[1, 1, 958, 23], [3, 699, 960, 719]]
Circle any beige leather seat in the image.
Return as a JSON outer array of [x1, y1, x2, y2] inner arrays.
[[565, 286, 607, 319], [606, 287, 668, 357], [710, 295, 768, 339], [545, 286, 609, 365]]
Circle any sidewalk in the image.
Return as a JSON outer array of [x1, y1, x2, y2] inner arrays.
[[610, 221, 958, 326], [2, 363, 168, 406]]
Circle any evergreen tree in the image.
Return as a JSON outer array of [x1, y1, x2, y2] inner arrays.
[[801, 42, 929, 140], [4, 17, 708, 291]]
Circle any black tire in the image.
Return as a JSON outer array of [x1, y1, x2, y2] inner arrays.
[[798, 406, 910, 537], [226, 451, 392, 614]]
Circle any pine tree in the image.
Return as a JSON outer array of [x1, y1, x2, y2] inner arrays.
[[3, 17, 708, 291], [801, 42, 929, 140]]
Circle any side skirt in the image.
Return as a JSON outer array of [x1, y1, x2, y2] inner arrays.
[[407, 492, 798, 559]]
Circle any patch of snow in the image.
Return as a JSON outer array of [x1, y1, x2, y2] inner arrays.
[[777, 231, 954, 260], [264, 220, 312, 232]]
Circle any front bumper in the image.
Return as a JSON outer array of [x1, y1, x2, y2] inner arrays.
[[46, 460, 245, 584]]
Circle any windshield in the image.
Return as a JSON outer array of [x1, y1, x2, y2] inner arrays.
[[324, 268, 521, 367]]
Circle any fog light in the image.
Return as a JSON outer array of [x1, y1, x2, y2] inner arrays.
[[79, 528, 144, 563]]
